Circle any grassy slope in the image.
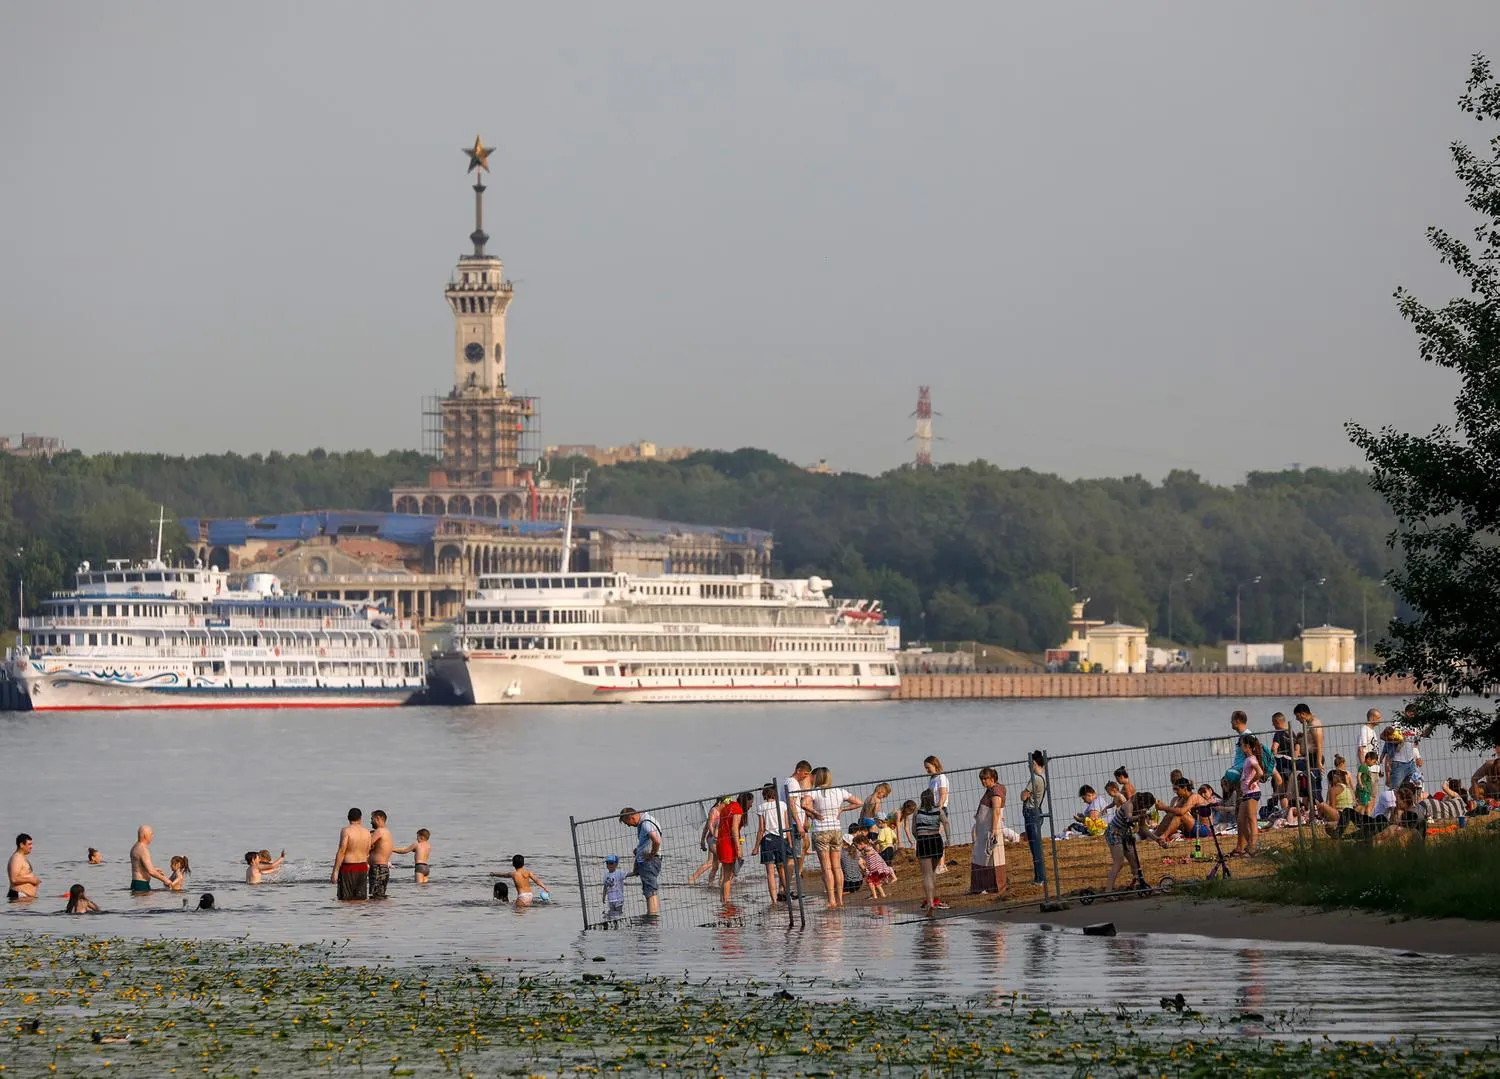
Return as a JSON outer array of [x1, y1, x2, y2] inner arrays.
[[1210, 827, 1500, 921]]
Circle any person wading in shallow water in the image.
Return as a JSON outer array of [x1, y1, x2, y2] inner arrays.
[[618, 808, 662, 915], [368, 810, 394, 899], [7, 834, 39, 901], [331, 808, 372, 901], [129, 826, 172, 893]]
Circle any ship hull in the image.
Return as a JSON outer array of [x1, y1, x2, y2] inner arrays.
[[17, 670, 418, 712], [433, 654, 898, 705]]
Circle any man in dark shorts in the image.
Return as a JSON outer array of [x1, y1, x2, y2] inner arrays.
[[8, 834, 39, 902], [330, 808, 372, 901]]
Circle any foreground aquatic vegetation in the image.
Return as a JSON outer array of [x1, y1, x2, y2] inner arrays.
[[0, 935, 1496, 1076]]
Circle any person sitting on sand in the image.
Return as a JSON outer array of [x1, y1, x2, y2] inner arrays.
[[1068, 786, 1112, 836], [491, 855, 547, 906], [1152, 777, 1204, 844], [1471, 741, 1500, 802], [166, 856, 191, 892], [1313, 765, 1356, 824], [64, 883, 99, 914], [1112, 767, 1136, 803]]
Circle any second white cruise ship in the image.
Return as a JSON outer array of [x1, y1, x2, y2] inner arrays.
[[429, 569, 900, 704]]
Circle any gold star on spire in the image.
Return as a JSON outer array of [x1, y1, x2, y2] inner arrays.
[[463, 135, 494, 173]]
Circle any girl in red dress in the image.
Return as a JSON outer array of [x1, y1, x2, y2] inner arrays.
[[715, 796, 744, 903]]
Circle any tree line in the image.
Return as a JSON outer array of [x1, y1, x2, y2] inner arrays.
[[0, 446, 1399, 653]]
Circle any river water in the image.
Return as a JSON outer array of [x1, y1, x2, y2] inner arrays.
[[4, 696, 1496, 1041]]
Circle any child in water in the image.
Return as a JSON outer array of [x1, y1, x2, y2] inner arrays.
[[244, 851, 283, 884], [602, 854, 626, 918], [166, 856, 191, 892], [491, 855, 548, 906], [393, 829, 432, 883], [65, 883, 100, 914]]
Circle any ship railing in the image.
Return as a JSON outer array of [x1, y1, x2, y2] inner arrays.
[[25, 646, 420, 662], [19, 615, 403, 632]]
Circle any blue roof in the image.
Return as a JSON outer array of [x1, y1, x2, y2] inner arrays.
[[183, 510, 771, 548]]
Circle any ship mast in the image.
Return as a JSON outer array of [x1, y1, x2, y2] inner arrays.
[[153, 506, 168, 566], [559, 473, 588, 574]]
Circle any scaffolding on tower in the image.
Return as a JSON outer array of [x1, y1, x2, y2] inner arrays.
[[910, 386, 934, 467]]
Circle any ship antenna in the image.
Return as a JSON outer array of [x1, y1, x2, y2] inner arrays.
[[153, 506, 167, 566], [560, 471, 588, 573]]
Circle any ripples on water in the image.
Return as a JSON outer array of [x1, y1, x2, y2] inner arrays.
[[4, 696, 1495, 1041]]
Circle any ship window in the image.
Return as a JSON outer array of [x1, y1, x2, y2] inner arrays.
[[605, 666, 616, 676], [583, 666, 599, 677], [146, 571, 164, 582]]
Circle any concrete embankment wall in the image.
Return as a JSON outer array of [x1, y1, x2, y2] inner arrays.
[[894, 672, 1420, 700]]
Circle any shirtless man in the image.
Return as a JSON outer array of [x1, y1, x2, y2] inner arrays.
[[368, 810, 393, 899], [129, 826, 172, 893], [1293, 703, 1325, 803], [7, 834, 39, 901], [1472, 741, 1500, 801], [330, 807, 372, 901]]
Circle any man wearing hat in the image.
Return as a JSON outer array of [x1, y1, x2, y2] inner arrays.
[[619, 807, 662, 915]]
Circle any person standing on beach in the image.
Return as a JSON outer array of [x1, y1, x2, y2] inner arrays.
[[752, 784, 793, 905], [968, 767, 1006, 897], [368, 810, 393, 899], [806, 767, 861, 909], [1293, 703, 1325, 803], [619, 808, 662, 915], [1359, 710, 1382, 772], [7, 834, 38, 901], [1019, 751, 1048, 886], [782, 761, 813, 892], [923, 756, 951, 870], [330, 808, 372, 901], [129, 826, 172, 893]]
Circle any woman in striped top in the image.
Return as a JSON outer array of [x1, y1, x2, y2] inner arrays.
[[912, 789, 947, 912]]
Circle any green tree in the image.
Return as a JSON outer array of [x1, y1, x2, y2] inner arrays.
[[1348, 55, 1500, 747]]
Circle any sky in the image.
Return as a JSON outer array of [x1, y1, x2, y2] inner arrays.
[[1, 4, 1496, 483]]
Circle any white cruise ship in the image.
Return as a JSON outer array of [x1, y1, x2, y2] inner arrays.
[[7, 548, 424, 711], [428, 570, 900, 704]]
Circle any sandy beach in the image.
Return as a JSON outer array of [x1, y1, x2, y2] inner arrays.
[[976, 894, 1500, 956]]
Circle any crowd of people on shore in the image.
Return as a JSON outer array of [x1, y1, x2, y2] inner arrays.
[[607, 706, 1500, 918]]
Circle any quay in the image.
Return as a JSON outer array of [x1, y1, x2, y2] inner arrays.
[[894, 671, 1419, 700]]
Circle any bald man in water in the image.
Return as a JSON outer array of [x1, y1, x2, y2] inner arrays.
[[129, 826, 171, 893]]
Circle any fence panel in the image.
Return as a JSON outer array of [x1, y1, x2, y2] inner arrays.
[[568, 713, 1497, 929]]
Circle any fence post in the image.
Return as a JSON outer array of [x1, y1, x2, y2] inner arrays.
[[1042, 750, 1063, 902], [773, 777, 794, 930], [570, 815, 590, 932]]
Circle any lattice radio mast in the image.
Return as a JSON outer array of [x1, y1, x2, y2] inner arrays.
[[910, 386, 934, 467]]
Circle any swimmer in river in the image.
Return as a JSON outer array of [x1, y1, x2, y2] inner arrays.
[[8, 834, 39, 902], [197, 893, 215, 910], [330, 808, 372, 901], [65, 883, 100, 914], [244, 849, 283, 884], [393, 828, 432, 883], [491, 855, 547, 906], [129, 826, 172, 893], [87, 848, 102, 865], [257, 849, 284, 869]]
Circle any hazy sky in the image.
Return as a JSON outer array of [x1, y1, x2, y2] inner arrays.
[[2, 4, 1496, 482]]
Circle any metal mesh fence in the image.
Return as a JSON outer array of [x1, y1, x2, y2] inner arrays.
[[569, 716, 1495, 929]]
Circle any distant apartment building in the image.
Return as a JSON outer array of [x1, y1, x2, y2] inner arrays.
[[0, 434, 65, 458], [546, 440, 695, 466]]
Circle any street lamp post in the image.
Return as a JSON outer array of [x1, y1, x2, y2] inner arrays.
[[11, 546, 23, 652], [1300, 576, 1326, 630], [1235, 576, 1262, 644], [1166, 572, 1194, 643]]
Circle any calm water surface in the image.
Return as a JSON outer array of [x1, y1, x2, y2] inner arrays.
[[4, 696, 1495, 1041]]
